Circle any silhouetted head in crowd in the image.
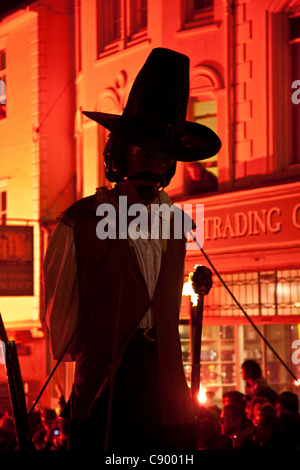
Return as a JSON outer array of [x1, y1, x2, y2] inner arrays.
[[241, 360, 262, 383], [222, 390, 246, 408], [220, 403, 248, 437]]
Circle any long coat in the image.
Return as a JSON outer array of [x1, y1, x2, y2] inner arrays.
[[44, 187, 195, 426]]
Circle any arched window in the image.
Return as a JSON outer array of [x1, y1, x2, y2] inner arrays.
[[184, 66, 223, 196], [95, 71, 128, 186]]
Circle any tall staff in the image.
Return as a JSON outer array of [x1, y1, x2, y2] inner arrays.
[[0, 313, 33, 450], [190, 265, 213, 404]]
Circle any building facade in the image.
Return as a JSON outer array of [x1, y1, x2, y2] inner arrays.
[[0, 0, 75, 411], [0, 0, 299, 411], [74, 0, 300, 406]]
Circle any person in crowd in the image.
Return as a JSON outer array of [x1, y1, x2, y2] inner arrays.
[[278, 391, 299, 409], [245, 396, 270, 422], [276, 409, 300, 450], [185, 161, 218, 195], [222, 390, 247, 409], [0, 415, 15, 434], [275, 393, 299, 417], [43, 47, 221, 450], [0, 427, 11, 450], [30, 407, 69, 450], [197, 418, 222, 450], [220, 403, 254, 449], [205, 390, 222, 419], [0, 415, 16, 449], [252, 409, 280, 450], [241, 360, 278, 405]]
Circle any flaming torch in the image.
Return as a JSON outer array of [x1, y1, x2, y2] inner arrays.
[[190, 265, 213, 405]]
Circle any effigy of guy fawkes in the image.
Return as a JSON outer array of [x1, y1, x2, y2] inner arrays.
[[43, 47, 221, 450]]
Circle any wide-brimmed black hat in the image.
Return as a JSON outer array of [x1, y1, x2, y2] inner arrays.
[[83, 48, 221, 162]]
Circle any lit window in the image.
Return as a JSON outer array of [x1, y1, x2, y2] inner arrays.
[[194, 100, 218, 176], [202, 269, 300, 317], [0, 49, 6, 120], [185, 100, 218, 196], [0, 191, 7, 224], [290, 16, 300, 165]]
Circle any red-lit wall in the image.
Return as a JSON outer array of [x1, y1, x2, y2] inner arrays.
[[0, 1, 76, 411], [1, 0, 300, 411]]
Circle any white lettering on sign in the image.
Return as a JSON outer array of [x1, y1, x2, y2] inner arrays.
[[292, 203, 300, 229], [204, 207, 282, 241]]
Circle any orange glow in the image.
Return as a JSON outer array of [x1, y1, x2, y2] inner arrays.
[[198, 386, 207, 404], [182, 267, 200, 306]]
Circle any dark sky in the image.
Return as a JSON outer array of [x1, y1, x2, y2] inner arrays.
[[0, 1, 37, 18]]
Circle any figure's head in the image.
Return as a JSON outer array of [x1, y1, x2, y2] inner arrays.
[[84, 48, 221, 190], [104, 132, 177, 203], [103, 132, 176, 187]]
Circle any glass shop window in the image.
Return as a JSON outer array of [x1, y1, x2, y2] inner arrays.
[[0, 49, 6, 120], [290, 15, 300, 165], [0, 191, 7, 224]]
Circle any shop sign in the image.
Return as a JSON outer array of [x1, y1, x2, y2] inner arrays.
[[0, 226, 34, 296], [187, 184, 300, 253]]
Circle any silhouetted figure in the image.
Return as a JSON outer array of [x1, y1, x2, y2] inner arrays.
[[222, 390, 247, 409], [43, 48, 221, 451], [277, 410, 300, 450], [245, 396, 270, 422], [275, 392, 299, 417], [185, 161, 218, 195], [241, 360, 278, 405], [197, 418, 222, 450], [220, 403, 254, 449], [252, 409, 280, 450]]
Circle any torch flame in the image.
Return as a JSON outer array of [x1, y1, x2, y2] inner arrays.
[[182, 269, 199, 306], [198, 386, 207, 404]]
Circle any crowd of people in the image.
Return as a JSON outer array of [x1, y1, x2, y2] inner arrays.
[[196, 360, 300, 450], [0, 360, 299, 450], [0, 406, 69, 450]]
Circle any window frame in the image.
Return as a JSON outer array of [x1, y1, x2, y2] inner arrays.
[[0, 48, 7, 120], [96, 0, 149, 58], [181, 0, 214, 29]]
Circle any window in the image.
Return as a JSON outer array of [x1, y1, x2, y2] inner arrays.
[[185, 100, 218, 196], [0, 190, 7, 224], [0, 49, 6, 120], [194, 100, 218, 177], [75, 0, 82, 73], [96, 0, 148, 56], [182, 0, 214, 28], [129, 0, 147, 37], [194, 0, 213, 10], [97, 0, 122, 55], [203, 269, 300, 317], [290, 15, 300, 164]]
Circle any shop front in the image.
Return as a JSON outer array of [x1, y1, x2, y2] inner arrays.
[[180, 181, 300, 407]]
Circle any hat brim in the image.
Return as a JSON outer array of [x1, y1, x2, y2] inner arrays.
[[82, 111, 221, 162]]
